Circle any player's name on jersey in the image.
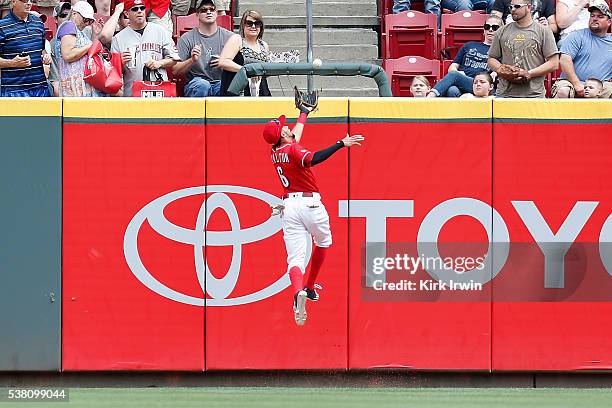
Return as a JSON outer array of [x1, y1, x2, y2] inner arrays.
[[271, 152, 290, 164]]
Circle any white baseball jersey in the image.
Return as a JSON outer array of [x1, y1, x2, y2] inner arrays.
[[111, 23, 180, 96]]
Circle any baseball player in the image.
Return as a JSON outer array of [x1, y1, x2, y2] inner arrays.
[[262, 99, 364, 326], [110, 0, 180, 96]]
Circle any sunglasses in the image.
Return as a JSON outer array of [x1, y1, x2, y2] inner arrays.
[[58, 12, 69, 18], [244, 19, 262, 28], [199, 6, 216, 12], [483, 23, 500, 31], [509, 3, 529, 9], [16, 0, 34, 3], [130, 6, 146, 12]]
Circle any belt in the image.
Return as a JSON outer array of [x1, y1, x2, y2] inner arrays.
[[282, 192, 318, 200]]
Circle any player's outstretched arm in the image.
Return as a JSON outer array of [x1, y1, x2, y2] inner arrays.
[[341, 134, 365, 147], [309, 134, 365, 167]]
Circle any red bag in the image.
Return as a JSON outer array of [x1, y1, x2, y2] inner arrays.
[[131, 67, 177, 98], [83, 40, 123, 94]]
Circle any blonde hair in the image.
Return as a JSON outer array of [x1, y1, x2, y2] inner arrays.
[[411, 76, 431, 88]]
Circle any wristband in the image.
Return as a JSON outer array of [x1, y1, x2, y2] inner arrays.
[[297, 112, 308, 124]]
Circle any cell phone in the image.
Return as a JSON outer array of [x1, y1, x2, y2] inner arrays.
[[19, 52, 28, 58]]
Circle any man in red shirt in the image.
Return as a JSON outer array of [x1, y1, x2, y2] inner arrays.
[[262, 108, 364, 326]]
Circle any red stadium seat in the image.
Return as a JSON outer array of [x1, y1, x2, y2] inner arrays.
[[383, 11, 437, 60], [216, 14, 232, 30], [441, 11, 488, 60], [174, 14, 233, 42], [384, 56, 440, 96], [440, 59, 453, 76], [44, 16, 56, 41], [174, 13, 198, 42]]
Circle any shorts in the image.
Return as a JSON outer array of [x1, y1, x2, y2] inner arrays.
[[552, 79, 612, 99], [171, 0, 196, 16], [213, 0, 230, 11]]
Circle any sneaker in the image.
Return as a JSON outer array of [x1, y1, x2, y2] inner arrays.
[[293, 290, 307, 326], [304, 284, 322, 302]]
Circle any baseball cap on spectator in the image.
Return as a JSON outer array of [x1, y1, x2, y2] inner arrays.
[[53, 2, 71, 18], [195, 0, 216, 10], [125, 0, 148, 11], [72, 1, 94, 20], [263, 115, 286, 145], [588, 0, 611, 18]]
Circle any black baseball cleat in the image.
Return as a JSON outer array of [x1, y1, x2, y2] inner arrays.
[[304, 284, 322, 302], [293, 290, 307, 326]]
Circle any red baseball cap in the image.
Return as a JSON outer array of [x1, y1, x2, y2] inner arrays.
[[263, 115, 286, 145], [125, 0, 147, 11]]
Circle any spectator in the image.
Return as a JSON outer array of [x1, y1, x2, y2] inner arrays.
[[94, 0, 111, 16], [552, 1, 612, 98], [0, 0, 51, 97], [427, 16, 502, 97], [111, 0, 179, 96], [55, 1, 106, 96], [488, 0, 559, 98], [97, 2, 126, 45], [410, 75, 431, 97], [583, 77, 605, 98], [173, 0, 236, 97], [393, 0, 441, 15], [219, 9, 272, 96], [48, 1, 71, 95], [145, 0, 173, 38], [213, 0, 230, 15], [492, 0, 558, 33], [460, 72, 495, 97], [556, 0, 592, 42]]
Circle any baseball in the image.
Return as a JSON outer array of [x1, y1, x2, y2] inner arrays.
[[312, 58, 322, 68]]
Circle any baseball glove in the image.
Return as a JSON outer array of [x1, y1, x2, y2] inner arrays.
[[497, 64, 529, 84], [294, 86, 318, 114]]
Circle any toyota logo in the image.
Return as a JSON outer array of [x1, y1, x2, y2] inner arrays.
[[124, 185, 307, 306]]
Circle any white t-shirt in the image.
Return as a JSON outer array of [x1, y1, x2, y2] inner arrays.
[[111, 23, 180, 96]]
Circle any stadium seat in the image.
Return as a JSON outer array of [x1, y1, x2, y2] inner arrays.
[[174, 14, 233, 43], [216, 14, 233, 30], [383, 11, 437, 60], [44, 17, 56, 41], [440, 59, 453, 76], [440, 11, 488, 60], [384, 56, 440, 96]]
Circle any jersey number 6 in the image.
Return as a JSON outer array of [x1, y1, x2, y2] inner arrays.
[[276, 166, 290, 188]]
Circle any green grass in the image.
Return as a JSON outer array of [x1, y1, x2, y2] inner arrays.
[[5, 387, 612, 408]]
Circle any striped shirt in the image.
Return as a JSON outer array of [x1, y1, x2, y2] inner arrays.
[[0, 11, 47, 95]]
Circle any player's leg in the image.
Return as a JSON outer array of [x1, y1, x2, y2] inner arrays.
[[282, 199, 309, 325], [302, 199, 332, 301]]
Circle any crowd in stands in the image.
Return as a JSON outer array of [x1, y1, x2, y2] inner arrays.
[[0, 0, 279, 97], [391, 0, 611, 98], [0, 0, 610, 98]]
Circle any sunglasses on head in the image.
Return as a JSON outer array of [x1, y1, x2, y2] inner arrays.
[[199, 6, 216, 12], [130, 5, 146, 11], [509, 3, 528, 9], [483, 23, 500, 31], [244, 19, 262, 28]]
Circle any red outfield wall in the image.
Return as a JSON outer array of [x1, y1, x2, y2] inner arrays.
[[61, 98, 612, 371]]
